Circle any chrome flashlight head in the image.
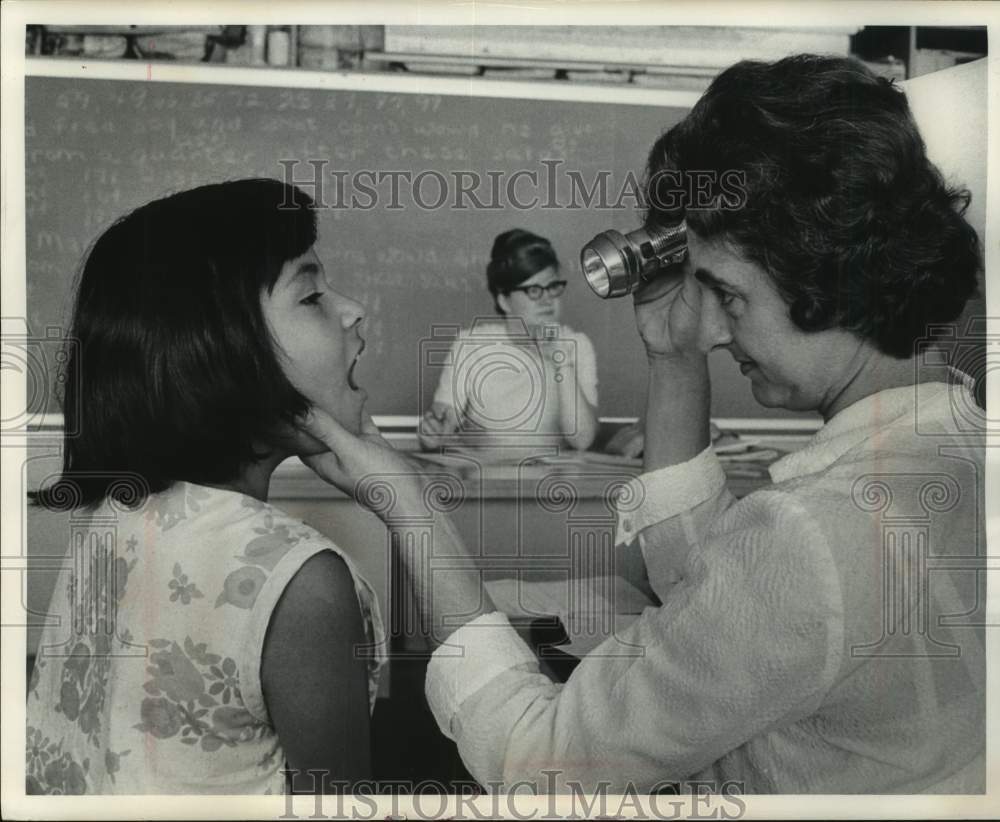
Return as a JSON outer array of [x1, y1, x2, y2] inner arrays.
[[580, 221, 687, 298]]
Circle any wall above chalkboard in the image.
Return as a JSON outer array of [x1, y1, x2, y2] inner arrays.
[[26, 24, 861, 90]]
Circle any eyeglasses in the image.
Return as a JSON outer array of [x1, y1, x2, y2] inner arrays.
[[506, 280, 568, 301]]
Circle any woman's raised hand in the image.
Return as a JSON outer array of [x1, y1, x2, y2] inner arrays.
[[298, 408, 426, 517], [632, 265, 704, 360]]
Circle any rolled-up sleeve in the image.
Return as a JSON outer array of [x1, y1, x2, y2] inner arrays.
[[426, 612, 538, 723], [614, 445, 728, 546], [614, 446, 735, 602], [425, 490, 844, 792]]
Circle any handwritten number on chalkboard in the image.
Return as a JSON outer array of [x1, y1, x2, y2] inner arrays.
[[26, 75, 691, 417], [413, 96, 441, 113], [150, 95, 179, 111], [224, 89, 262, 109], [192, 89, 220, 109], [56, 89, 90, 110], [374, 95, 405, 112], [323, 92, 358, 112], [82, 167, 119, 186], [277, 90, 312, 111]]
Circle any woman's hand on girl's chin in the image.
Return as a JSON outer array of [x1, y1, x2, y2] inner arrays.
[[292, 427, 333, 457], [297, 407, 426, 517]]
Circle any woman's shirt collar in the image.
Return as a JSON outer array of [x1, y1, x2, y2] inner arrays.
[[768, 374, 971, 484]]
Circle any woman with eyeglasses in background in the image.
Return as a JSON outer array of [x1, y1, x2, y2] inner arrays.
[[419, 229, 598, 456]]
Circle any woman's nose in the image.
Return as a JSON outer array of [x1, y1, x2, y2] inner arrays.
[[700, 293, 733, 350]]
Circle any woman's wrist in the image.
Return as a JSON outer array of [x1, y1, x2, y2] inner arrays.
[[646, 349, 707, 371], [643, 353, 711, 470], [647, 354, 710, 405]]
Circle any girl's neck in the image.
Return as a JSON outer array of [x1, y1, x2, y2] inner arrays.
[[213, 448, 288, 502]]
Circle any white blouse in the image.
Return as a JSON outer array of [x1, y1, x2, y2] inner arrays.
[[426, 378, 985, 793], [431, 320, 597, 450]]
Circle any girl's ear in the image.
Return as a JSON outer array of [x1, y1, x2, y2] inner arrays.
[[496, 292, 511, 315]]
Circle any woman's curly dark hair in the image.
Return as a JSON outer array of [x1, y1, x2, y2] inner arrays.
[[646, 54, 982, 358]]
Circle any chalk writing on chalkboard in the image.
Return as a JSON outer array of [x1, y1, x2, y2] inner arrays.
[[26, 75, 695, 417]]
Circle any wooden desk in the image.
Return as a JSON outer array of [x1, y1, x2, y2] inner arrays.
[[23, 442, 776, 670]]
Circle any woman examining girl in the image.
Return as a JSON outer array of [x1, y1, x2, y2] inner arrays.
[[27, 179, 383, 794]]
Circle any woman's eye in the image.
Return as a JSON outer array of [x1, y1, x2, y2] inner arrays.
[[299, 292, 324, 306], [714, 287, 736, 307]]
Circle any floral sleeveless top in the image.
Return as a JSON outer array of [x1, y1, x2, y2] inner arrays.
[[26, 481, 384, 794]]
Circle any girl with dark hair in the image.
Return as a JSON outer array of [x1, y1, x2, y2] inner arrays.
[[27, 179, 383, 794], [418, 229, 598, 456]]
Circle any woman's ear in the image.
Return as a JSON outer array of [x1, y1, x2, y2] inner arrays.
[[496, 292, 511, 315]]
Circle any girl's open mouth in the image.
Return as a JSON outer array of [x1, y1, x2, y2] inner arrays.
[[348, 339, 365, 391]]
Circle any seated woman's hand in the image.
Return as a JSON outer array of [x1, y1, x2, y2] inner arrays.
[[417, 402, 461, 450], [604, 422, 645, 458], [298, 408, 427, 518]]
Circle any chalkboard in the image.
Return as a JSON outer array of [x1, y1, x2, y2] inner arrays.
[[24, 74, 785, 420]]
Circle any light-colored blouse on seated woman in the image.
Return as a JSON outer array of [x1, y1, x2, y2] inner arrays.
[[431, 320, 598, 450]]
